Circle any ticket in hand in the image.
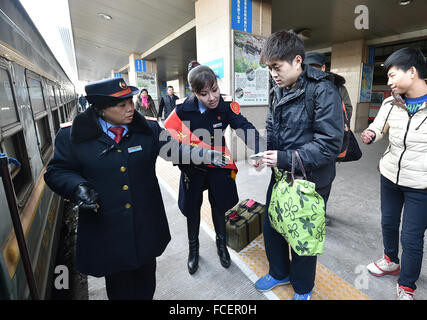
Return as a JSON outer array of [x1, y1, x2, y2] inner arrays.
[[249, 152, 265, 160]]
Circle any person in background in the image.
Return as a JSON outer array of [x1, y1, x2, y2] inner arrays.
[[135, 88, 158, 118], [44, 78, 226, 300], [361, 47, 427, 300], [304, 52, 353, 122], [253, 30, 343, 300], [165, 61, 264, 275], [304, 51, 353, 226], [78, 94, 87, 112], [158, 85, 179, 120]]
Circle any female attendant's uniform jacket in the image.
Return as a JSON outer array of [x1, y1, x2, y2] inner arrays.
[[367, 94, 427, 189], [44, 107, 193, 276], [173, 95, 263, 219]]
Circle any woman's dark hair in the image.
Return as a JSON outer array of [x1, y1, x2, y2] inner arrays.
[[141, 88, 148, 94], [383, 47, 427, 79], [260, 29, 305, 64], [187, 61, 217, 93]]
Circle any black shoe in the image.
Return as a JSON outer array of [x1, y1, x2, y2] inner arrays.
[[216, 235, 230, 268], [187, 239, 199, 275]]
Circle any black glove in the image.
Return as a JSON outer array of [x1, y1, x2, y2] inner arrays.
[[73, 183, 99, 211], [203, 150, 228, 168]]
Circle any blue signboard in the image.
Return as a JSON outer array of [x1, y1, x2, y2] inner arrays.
[[114, 73, 122, 78], [368, 47, 375, 65], [231, 0, 252, 33], [203, 58, 224, 79], [360, 64, 374, 103], [135, 59, 146, 72]]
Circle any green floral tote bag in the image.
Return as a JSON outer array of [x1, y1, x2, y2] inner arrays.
[[268, 151, 326, 256]]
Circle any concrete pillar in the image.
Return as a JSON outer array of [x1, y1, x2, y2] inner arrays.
[[195, 0, 272, 160], [128, 53, 138, 87], [195, 0, 232, 94], [128, 57, 160, 108], [178, 74, 186, 99], [330, 39, 369, 132], [195, 0, 271, 94]]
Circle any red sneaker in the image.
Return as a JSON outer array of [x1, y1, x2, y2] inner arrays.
[[396, 284, 414, 300], [367, 254, 400, 277]]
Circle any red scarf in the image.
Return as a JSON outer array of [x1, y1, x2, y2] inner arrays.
[[141, 96, 149, 109]]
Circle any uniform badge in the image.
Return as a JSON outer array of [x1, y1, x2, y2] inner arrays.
[[230, 101, 240, 115], [128, 145, 142, 153], [119, 81, 127, 89]]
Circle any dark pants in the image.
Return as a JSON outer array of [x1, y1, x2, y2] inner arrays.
[[180, 168, 239, 240], [263, 172, 331, 294], [380, 175, 427, 290], [104, 258, 156, 300]]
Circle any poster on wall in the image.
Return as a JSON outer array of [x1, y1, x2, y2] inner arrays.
[[136, 72, 158, 100], [233, 30, 268, 106], [359, 64, 374, 103]]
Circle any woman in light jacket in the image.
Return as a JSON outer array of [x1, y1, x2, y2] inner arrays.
[[361, 47, 427, 300]]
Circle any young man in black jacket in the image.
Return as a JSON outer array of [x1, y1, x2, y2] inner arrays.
[[253, 30, 344, 300]]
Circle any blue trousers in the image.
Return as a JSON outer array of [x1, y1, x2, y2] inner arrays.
[[263, 172, 331, 294], [380, 175, 427, 290]]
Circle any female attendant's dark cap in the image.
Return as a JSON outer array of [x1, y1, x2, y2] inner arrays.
[[85, 78, 139, 105]]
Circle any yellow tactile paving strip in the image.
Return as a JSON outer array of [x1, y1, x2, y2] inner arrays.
[[156, 158, 370, 300]]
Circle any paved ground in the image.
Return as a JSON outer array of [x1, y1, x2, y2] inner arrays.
[[88, 133, 427, 300]]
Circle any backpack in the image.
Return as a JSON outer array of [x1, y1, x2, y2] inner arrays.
[[304, 79, 357, 162], [268, 78, 362, 162]]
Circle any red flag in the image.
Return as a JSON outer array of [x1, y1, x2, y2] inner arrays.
[[164, 110, 238, 172]]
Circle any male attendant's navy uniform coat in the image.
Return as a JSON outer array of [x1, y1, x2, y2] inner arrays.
[[174, 95, 263, 219], [44, 107, 171, 277]]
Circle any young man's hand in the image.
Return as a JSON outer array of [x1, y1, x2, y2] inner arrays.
[[262, 150, 278, 167]]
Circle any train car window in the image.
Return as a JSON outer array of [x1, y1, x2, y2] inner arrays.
[[48, 85, 56, 109], [52, 109, 60, 133], [35, 116, 52, 162], [2, 132, 33, 207], [55, 86, 61, 105], [28, 77, 46, 114], [63, 105, 68, 120], [0, 68, 19, 127]]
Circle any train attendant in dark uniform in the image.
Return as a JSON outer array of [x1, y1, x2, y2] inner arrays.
[[164, 62, 264, 274], [44, 78, 225, 300]]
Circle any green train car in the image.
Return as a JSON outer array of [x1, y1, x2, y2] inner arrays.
[[0, 0, 78, 299]]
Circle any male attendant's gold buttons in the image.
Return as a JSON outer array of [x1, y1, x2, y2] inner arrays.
[[122, 185, 129, 191], [120, 166, 126, 172], [125, 203, 132, 209]]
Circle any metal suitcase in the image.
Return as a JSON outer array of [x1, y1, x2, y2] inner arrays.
[[225, 199, 265, 252]]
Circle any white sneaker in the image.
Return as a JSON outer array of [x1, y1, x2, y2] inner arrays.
[[396, 284, 414, 300], [367, 254, 400, 277]]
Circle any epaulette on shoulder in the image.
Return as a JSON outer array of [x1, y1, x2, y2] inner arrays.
[[60, 121, 72, 128], [145, 116, 157, 121], [176, 97, 186, 105], [222, 95, 232, 102]]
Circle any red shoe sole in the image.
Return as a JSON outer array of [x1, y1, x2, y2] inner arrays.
[[368, 268, 400, 277]]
